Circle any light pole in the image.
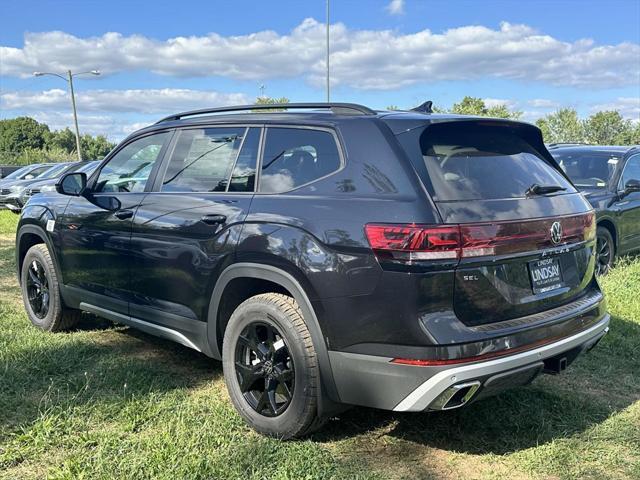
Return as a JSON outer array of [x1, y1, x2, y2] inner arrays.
[[33, 69, 100, 161], [326, 0, 330, 102]]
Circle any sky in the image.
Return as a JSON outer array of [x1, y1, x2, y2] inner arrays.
[[1, 0, 639, 141]]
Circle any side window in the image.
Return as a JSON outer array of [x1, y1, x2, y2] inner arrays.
[[259, 128, 341, 193], [620, 154, 640, 189], [228, 127, 260, 192], [161, 127, 244, 192], [94, 132, 170, 193]]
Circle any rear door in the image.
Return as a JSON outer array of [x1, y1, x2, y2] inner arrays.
[[396, 121, 596, 326], [127, 125, 260, 325]]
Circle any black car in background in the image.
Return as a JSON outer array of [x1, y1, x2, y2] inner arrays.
[[550, 145, 640, 274], [16, 103, 609, 438]]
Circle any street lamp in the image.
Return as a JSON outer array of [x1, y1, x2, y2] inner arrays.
[[33, 69, 100, 161], [326, 0, 330, 102]]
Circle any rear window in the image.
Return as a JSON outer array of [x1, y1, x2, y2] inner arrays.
[[551, 151, 618, 188], [400, 123, 574, 201]]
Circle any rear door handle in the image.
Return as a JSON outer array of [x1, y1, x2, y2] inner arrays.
[[114, 209, 134, 220], [201, 214, 227, 226]]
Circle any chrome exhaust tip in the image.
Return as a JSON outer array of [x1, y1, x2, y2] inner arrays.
[[429, 381, 481, 411]]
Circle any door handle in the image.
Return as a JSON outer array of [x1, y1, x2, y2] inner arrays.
[[201, 214, 227, 226], [114, 209, 134, 220]]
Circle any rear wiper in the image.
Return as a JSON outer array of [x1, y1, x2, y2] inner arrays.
[[526, 183, 567, 196]]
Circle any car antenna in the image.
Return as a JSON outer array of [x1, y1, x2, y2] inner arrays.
[[411, 101, 433, 114]]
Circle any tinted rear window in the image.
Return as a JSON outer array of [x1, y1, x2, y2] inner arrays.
[[399, 123, 574, 201]]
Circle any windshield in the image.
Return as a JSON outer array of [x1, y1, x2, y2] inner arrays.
[[400, 123, 575, 201], [3, 165, 32, 180], [551, 151, 618, 188]]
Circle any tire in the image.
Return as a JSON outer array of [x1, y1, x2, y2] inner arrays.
[[222, 293, 323, 439], [20, 244, 82, 332], [595, 226, 615, 276]]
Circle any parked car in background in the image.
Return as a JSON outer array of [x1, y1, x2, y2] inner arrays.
[[0, 165, 23, 179], [0, 162, 79, 213], [22, 161, 101, 205], [0, 163, 54, 187], [549, 145, 640, 274], [16, 103, 609, 439]]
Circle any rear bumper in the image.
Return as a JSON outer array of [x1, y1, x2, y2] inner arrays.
[[328, 314, 609, 411]]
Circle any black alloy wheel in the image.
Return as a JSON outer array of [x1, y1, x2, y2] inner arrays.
[[595, 227, 614, 276], [25, 259, 50, 319], [234, 322, 295, 417], [21, 243, 82, 332]]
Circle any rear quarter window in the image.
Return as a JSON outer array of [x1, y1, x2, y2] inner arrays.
[[398, 123, 575, 201], [259, 127, 341, 193]]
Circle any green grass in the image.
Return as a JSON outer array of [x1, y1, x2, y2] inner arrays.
[[0, 209, 638, 479], [0, 212, 18, 235]]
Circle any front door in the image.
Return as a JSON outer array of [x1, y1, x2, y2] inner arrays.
[[57, 131, 172, 315], [128, 125, 260, 326], [615, 153, 640, 254]]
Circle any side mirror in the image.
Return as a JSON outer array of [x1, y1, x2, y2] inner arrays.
[[56, 172, 87, 196], [623, 179, 640, 196]]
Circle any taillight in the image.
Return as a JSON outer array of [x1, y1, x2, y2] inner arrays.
[[364, 224, 460, 261], [570, 211, 596, 242], [365, 212, 596, 263]]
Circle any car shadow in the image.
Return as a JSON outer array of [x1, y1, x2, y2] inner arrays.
[[0, 320, 222, 434], [313, 314, 640, 455]]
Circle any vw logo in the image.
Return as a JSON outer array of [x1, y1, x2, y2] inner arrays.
[[550, 221, 563, 244]]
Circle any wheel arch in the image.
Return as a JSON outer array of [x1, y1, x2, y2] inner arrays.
[[16, 224, 59, 283], [207, 262, 341, 405]]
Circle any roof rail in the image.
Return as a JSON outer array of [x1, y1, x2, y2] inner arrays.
[[546, 142, 589, 148], [155, 102, 377, 124]]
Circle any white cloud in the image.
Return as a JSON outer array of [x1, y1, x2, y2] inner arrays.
[[483, 98, 516, 109], [1, 88, 249, 114], [19, 110, 143, 141], [386, 0, 405, 16], [1, 19, 638, 90], [0, 88, 250, 140], [590, 97, 640, 121], [527, 98, 561, 108]]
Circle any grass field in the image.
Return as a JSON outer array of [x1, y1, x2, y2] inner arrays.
[[0, 210, 638, 479]]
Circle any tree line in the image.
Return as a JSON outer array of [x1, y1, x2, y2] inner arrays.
[[391, 96, 640, 145], [0, 117, 116, 165], [1, 96, 638, 166]]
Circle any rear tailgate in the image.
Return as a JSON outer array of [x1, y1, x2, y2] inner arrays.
[[444, 201, 595, 325], [394, 119, 597, 326]]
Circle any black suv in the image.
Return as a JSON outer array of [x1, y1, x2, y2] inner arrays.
[[17, 103, 610, 439], [549, 145, 640, 274]]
